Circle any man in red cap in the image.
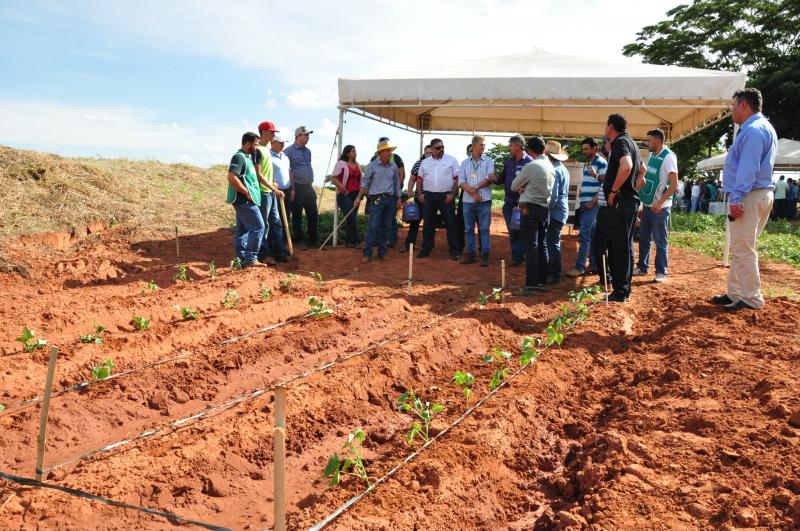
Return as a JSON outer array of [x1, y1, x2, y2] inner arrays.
[[253, 121, 288, 263]]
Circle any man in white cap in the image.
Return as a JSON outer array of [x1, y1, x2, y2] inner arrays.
[[354, 139, 402, 262], [544, 140, 570, 283], [266, 132, 290, 260], [284, 125, 318, 248]]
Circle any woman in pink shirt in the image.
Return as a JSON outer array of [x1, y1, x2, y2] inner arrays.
[[330, 145, 363, 248]]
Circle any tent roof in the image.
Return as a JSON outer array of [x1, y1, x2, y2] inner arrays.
[[338, 50, 746, 141], [697, 138, 800, 172]]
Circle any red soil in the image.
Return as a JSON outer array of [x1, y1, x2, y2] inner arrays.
[[1, 214, 799, 530]]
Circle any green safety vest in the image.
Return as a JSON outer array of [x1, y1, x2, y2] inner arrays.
[[226, 151, 262, 206], [640, 147, 673, 206]]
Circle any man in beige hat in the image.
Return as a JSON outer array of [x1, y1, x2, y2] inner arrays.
[[354, 139, 403, 262], [284, 125, 318, 248], [545, 140, 570, 283]]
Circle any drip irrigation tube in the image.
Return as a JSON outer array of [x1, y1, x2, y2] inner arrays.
[[0, 471, 232, 531], [307, 297, 601, 530], [44, 303, 468, 474]]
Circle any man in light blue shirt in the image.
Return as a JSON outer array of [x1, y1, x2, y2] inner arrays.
[[355, 140, 402, 262], [544, 141, 570, 283], [712, 88, 778, 311], [284, 125, 318, 247], [458, 135, 495, 266]]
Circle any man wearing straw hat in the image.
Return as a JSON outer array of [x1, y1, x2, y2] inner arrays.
[[354, 139, 402, 263], [544, 140, 570, 283]]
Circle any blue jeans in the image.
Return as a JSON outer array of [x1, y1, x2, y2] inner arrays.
[[637, 205, 670, 275], [546, 219, 564, 279], [337, 190, 362, 245], [364, 195, 396, 257], [575, 202, 599, 273], [463, 200, 491, 254], [233, 199, 265, 266], [258, 192, 287, 259], [502, 202, 524, 263]]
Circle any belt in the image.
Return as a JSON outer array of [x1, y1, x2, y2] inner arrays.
[[424, 190, 450, 195], [519, 202, 548, 210], [368, 193, 395, 199]]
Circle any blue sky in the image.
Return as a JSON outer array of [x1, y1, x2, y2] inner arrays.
[[0, 0, 683, 183]]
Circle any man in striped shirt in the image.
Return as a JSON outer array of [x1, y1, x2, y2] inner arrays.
[[566, 137, 608, 277]]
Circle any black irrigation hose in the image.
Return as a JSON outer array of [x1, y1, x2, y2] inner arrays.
[[308, 296, 602, 530], [43, 302, 470, 474], [0, 471, 232, 531]]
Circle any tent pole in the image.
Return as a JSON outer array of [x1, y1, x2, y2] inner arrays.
[[419, 130, 424, 157], [333, 109, 344, 248]]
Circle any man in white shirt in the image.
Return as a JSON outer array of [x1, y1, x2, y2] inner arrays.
[[690, 181, 701, 212], [634, 129, 678, 283], [416, 138, 461, 260]]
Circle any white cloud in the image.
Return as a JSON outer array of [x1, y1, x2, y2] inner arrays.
[[286, 88, 338, 109]]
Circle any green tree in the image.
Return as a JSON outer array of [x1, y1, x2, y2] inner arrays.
[[623, 0, 800, 174]]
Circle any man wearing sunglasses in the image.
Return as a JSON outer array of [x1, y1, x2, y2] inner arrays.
[[416, 139, 461, 260]]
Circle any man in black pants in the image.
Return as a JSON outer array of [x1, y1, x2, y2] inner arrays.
[[284, 125, 319, 248], [595, 114, 645, 302], [511, 136, 555, 293], [416, 138, 461, 260]]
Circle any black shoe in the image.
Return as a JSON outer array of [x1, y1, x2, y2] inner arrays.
[[513, 287, 539, 297], [480, 254, 489, 267], [711, 294, 733, 305], [724, 300, 756, 312], [460, 252, 476, 264], [607, 291, 629, 303], [450, 254, 460, 261], [416, 252, 430, 259]]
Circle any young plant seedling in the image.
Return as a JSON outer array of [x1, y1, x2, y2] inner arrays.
[[16, 327, 48, 353], [519, 336, 541, 366], [309, 271, 324, 285], [175, 305, 199, 321], [0, 403, 5, 413], [397, 388, 445, 445], [452, 370, 475, 407], [308, 296, 333, 319], [484, 347, 512, 390], [477, 292, 489, 306], [141, 280, 159, 295], [90, 358, 114, 380], [174, 264, 190, 282], [80, 322, 106, 345], [230, 257, 244, 271], [322, 428, 370, 488], [208, 261, 218, 280], [131, 316, 151, 331], [223, 289, 240, 308], [544, 322, 565, 346], [492, 287, 503, 303], [279, 273, 294, 292], [260, 287, 272, 300]]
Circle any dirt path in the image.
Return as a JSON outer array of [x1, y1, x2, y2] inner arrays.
[[1, 213, 799, 530]]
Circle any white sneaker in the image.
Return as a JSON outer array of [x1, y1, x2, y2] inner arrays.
[[654, 273, 667, 283], [633, 268, 647, 276]]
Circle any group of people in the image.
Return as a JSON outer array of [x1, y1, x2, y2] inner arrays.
[[225, 88, 779, 311], [685, 178, 722, 213], [772, 175, 798, 220]]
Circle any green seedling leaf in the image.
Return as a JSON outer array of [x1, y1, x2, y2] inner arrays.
[[492, 287, 503, 303], [260, 287, 272, 300], [309, 271, 324, 284], [279, 273, 294, 292], [131, 316, 151, 331], [477, 292, 488, 306], [80, 322, 106, 345], [141, 280, 159, 295], [322, 429, 370, 488], [90, 358, 114, 380], [17, 327, 48, 353], [223, 289, 240, 308], [208, 261, 218, 280], [230, 257, 244, 271], [0, 403, 5, 413], [175, 305, 199, 321], [174, 264, 190, 282], [453, 370, 475, 407], [308, 296, 333, 319], [397, 388, 444, 445]]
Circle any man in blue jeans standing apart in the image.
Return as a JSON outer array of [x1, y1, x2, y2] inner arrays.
[[226, 132, 267, 268], [458, 135, 495, 267], [355, 139, 402, 263], [567, 137, 607, 278], [635, 128, 678, 283], [496, 135, 533, 266]]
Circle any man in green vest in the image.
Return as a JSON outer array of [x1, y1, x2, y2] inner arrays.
[[634, 128, 678, 283], [254, 121, 288, 264], [227, 132, 267, 268]]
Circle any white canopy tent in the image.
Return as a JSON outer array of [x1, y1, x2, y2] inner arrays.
[[697, 138, 800, 172], [329, 50, 746, 247]]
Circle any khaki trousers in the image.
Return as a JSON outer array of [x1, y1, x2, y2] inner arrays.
[[727, 188, 774, 309]]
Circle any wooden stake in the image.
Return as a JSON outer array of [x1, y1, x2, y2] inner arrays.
[[35, 346, 58, 481], [601, 255, 609, 305], [500, 259, 506, 303], [273, 386, 287, 531], [175, 226, 180, 258], [278, 199, 294, 257], [407, 243, 413, 295]]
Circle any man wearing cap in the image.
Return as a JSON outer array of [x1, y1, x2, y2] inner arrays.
[[496, 135, 533, 266], [545, 140, 570, 283], [268, 133, 291, 260], [355, 139, 402, 262], [370, 136, 405, 248], [253, 121, 287, 264], [458, 135, 495, 266], [511, 136, 555, 293], [284, 126, 318, 248], [416, 138, 461, 260], [226, 132, 267, 268]]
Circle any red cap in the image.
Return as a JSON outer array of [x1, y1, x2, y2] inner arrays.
[[258, 121, 277, 133]]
